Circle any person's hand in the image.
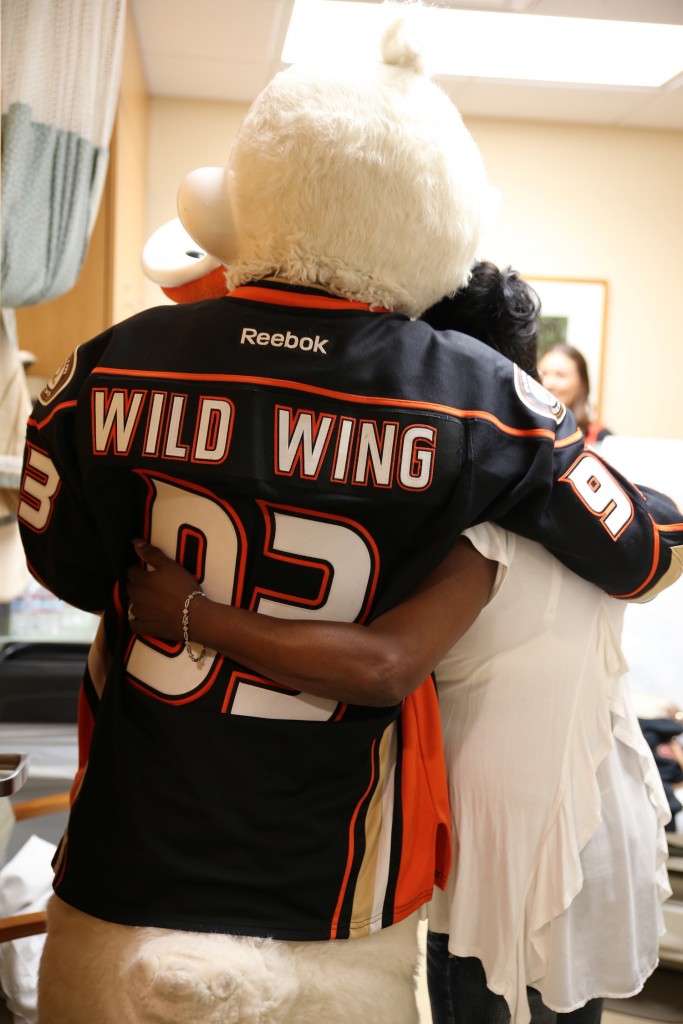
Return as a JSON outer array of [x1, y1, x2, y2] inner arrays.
[[126, 540, 202, 640]]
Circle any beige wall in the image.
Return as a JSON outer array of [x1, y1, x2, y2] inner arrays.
[[146, 98, 683, 439], [144, 98, 248, 309], [110, 0, 150, 326], [468, 117, 683, 440]]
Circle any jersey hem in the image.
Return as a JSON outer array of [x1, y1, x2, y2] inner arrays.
[[52, 885, 437, 942]]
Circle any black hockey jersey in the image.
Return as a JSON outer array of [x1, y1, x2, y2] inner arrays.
[[18, 281, 683, 939]]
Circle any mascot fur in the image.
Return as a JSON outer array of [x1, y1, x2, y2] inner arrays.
[[39, 5, 494, 1023]]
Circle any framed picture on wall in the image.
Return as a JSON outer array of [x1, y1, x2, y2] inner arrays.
[[526, 277, 608, 414]]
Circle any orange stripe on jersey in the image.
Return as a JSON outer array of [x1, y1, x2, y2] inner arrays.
[[611, 517, 660, 599], [228, 284, 390, 312], [457, 411, 553, 440], [113, 579, 125, 622], [73, 684, 94, 804], [329, 737, 379, 940], [554, 428, 583, 449], [92, 367, 557, 442], [655, 519, 683, 531], [87, 617, 111, 700], [28, 399, 78, 430], [69, 767, 85, 806], [392, 677, 451, 917]]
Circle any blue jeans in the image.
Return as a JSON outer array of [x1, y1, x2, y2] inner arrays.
[[426, 931, 603, 1024]]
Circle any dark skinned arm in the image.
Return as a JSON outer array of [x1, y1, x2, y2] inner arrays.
[[126, 536, 496, 706]]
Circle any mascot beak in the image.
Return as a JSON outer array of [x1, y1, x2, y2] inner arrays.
[[141, 217, 227, 303], [177, 165, 239, 267]]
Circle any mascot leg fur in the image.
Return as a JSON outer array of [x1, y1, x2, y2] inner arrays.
[[38, 896, 421, 1024]]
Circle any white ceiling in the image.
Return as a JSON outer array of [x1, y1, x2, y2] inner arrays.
[[128, 0, 683, 129]]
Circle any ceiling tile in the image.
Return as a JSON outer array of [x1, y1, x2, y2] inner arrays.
[[131, 0, 283, 59], [129, 0, 683, 129], [145, 54, 274, 104], [533, 0, 683, 23]]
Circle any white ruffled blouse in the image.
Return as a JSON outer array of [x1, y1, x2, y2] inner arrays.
[[427, 523, 671, 1024]]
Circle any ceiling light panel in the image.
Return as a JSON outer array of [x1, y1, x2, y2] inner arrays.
[[283, 1, 683, 89]]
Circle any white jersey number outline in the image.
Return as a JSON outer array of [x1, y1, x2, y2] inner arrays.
[[18, 445, 62, 532], [560, 453, 634, 539], [126, 476, 377, 718]]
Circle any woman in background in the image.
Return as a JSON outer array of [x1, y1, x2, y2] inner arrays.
[[537, 342, 612, 445], [127, 262, 670, 1024]]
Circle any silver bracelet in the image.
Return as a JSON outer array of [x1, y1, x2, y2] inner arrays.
[[182, 589, 206, 666]]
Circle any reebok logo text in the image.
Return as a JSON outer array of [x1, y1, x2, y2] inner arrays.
[[240, 327, 329, 355]]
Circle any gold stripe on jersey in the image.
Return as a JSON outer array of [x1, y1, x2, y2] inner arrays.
[[347, 722, 398, 937], [630, 542, 683, 603]]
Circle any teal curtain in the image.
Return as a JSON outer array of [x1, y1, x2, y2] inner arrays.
[[1, 0, 126, 307], [0, 1, 125, 599]]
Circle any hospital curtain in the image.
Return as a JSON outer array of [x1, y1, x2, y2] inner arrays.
[[0, 0, 126, 600], [1, 0, 126, 307]]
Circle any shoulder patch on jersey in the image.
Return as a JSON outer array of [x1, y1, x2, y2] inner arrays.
[[38, 349, 78, 406], [513, 365, 566, 425]]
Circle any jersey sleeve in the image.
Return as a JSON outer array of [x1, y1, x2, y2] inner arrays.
[[463, 355, 683, 602], [17, 332, 118, 611]]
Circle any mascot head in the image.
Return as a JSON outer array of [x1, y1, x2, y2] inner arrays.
[[176, 3, 495, 318]]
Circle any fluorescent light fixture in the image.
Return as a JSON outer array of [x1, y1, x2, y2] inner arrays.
[[282, 1, 683, 89]]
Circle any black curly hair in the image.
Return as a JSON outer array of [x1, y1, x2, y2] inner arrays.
[[422, 261, 542, 380]]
